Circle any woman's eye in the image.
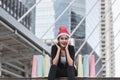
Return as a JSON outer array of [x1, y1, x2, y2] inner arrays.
[[65, 38, 68, 40], [61, 38, 64, 40], [60, 37, 68, 40]]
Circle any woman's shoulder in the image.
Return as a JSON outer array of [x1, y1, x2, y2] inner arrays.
[[69, 44, 74, 47], [68, 44, 74, 48], [51, 44, 57, 49], [51, 43, 60, 48], [51, 44, 74, 49]]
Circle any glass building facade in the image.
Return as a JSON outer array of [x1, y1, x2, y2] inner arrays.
[[54, 0, 71, 37], [71, 0, 86, 39], [35, 0, 55, 39], [71, 0, 86, 52]]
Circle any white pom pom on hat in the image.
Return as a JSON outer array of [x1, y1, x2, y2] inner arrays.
[[57, 26, 70, 38]]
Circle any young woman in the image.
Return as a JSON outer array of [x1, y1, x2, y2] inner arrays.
[[48, 26, 76, 80]]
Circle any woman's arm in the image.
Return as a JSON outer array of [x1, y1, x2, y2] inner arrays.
[[52, 43, 61, 66], [65, 44, 74, 66]]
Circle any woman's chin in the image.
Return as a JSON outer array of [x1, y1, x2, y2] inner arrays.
[[61, 45, 66, 48]]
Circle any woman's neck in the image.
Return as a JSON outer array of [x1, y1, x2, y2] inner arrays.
[[61, 47, 65, 50]]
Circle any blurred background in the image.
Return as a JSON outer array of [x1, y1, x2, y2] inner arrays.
[[0, 0, 120, 78]]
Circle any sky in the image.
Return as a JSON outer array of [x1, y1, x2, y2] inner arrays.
[[112, 0, 120, 77], [86, 0, 100, 56]]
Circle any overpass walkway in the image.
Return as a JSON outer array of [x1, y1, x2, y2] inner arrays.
[[0, 77, 120, 80], [0, 1, 50, 77]]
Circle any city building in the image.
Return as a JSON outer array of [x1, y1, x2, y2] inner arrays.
[[35, 0, 55, 39], [54, 0, 71, 37], [70, 0, 86, 52], [100, 0, 115, 77]]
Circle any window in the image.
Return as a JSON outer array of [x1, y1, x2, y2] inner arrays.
[[101, 0, 105, 2], [101, 4, 105, 6]]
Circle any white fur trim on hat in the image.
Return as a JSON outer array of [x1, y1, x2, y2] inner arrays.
[[57, 33, 69, 38]]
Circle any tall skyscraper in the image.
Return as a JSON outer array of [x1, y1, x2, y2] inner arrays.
[[100, 0, 115, 77], [35, 0, 55, 39], [71, 0, 86, 52]]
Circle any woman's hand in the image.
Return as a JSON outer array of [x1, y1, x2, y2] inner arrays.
[[52, 41, 61, 65], [53, 41, 61, 50], [65, 40, 73, 66], [65, 40, 70, 50]]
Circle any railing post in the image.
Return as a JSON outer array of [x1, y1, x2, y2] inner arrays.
[[0, 0, 31, 30], [0, 53, 1, 77], [0, 0, 2, 7], [0, 45, 3, 77]]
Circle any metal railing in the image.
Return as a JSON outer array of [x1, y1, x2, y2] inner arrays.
[[0, 0, 31, 29]]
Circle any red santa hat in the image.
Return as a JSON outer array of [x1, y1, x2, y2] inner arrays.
[[57, 26, 70, 38]]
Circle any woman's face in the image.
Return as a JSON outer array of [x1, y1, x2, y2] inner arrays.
[[58, 35, 69, 48]]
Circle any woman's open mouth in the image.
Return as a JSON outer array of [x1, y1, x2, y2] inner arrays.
[[62, 43, 67, 46]]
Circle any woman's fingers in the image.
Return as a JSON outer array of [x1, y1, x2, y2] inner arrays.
[[53, 40, 57, 46], [66, 40, 70, 47], [53, 41, 61, 50]]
